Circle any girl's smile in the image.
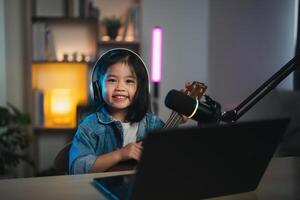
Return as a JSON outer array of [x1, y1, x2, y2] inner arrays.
[[112, 94, 129, 102]]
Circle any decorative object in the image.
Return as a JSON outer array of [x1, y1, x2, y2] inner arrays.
[[102, 16, 121, 40], [0, 103, 33, 175], [50, 88, 73, 125], [32, 62, 88, 127]]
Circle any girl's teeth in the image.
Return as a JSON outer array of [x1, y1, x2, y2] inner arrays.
[[114, 95, 126, 99]]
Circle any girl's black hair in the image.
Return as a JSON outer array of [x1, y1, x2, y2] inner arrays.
[[96, 49, 150, 122]]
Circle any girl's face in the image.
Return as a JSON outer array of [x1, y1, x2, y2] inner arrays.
[[101, 62, 137, 116]]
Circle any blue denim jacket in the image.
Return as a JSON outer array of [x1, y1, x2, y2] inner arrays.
[[69, 107, 164, 174]]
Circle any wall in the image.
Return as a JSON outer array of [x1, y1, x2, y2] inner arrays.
[[142, 0, 209, 124], [95, 0, 132, 19], [4, 0, 31, 177], [5, 0, 27, 111], [0, 0, 6, 106], [208, 0, 297, 112], [142, 0, 297, 122]]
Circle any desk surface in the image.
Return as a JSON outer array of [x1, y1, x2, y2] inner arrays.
[[0, 170, 135, 200], [0, 157, 299, 200]]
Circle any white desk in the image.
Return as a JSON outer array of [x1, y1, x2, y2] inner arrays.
[[0, 157, 299, 200]]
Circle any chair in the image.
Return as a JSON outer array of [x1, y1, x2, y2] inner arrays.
[[53, 142, 72, 174]]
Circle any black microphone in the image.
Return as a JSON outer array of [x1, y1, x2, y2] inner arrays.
[[165, 90, 221, 123]]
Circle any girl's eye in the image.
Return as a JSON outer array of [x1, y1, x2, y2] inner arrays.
[[107, 79, 117, 83], [126, 79, 135, 84]]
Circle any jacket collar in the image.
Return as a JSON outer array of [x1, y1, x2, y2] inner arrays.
[[96, 106, 115, 124], [96, 106, 150, 138]]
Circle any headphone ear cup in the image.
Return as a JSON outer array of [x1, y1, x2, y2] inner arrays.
[[92, 81, 102, 103]]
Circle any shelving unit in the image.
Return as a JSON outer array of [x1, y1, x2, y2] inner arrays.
[[30, 18, 141, 128], [27, 0, 142, 174], [29, 13, 99, 173], [31, 16, 97, 128]]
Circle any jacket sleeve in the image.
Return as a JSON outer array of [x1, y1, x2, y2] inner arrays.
[[154, 115, 165, 129], [68, 124, 97, 174], [148, 113, 165, 131]]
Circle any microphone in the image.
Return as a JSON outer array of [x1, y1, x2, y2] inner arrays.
[[165, 90, 221, 123]]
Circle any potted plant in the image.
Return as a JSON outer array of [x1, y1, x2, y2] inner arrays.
[[102, 16, 121, 40], [0, 103, 33, 175]]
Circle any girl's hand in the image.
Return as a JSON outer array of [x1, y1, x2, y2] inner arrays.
[[180, 114, 189, 123], [179, 82, 192, 124], [118, 141, 143, 161]]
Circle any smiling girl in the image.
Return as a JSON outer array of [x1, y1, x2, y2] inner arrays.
[[69, 49, 164, 174]]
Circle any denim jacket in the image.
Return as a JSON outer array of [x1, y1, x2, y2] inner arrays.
[[69, 107, 164, 174]]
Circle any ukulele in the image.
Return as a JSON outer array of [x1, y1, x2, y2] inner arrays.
[[107, 81, 207, 172], [164, 81, 207, 128]]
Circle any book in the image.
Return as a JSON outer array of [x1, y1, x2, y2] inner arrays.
[[35, 0, 65, 17], [33, 89, 44, 126], [67, 0, 80, 17], [45, 28, 57, 61], [32, 22, 46, 61]]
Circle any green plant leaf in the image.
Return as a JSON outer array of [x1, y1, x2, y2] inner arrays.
[[0, 103, 33, 172]]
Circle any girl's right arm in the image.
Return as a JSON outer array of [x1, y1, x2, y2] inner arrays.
[[89, 141, 143, 173]]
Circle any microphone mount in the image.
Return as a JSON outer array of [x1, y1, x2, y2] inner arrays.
[[203, 94, 222, 123]]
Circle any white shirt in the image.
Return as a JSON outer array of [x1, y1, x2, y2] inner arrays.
[[121, 122, 139, 146]]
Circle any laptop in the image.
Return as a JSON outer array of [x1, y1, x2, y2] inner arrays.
[[93, 118, 290, 200]]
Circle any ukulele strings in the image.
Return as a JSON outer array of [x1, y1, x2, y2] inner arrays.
[[164, 111, 182, 128]]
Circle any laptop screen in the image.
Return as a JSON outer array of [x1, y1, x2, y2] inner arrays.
[[93, 118, 290, 200]]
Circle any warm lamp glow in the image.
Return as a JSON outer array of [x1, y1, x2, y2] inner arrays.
[[32, 62, 88, 128], [51, 89, 72, 114], [124, 35, 134, 42], [50, 88, 72, 125], [102, 35, 110, 41]]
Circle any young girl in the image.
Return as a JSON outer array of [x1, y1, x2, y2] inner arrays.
[[69, 48, 165, 174]]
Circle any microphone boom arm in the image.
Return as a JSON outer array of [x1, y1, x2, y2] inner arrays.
[[221, 56, 298, 122]]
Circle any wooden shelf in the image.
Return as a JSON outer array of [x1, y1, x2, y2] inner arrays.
[[98, 40, 140, 54], [98, 40, 140, 46], [32, 16, 98, 23], [32, 60, 92, 64], [34, 126, 76, 135]]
